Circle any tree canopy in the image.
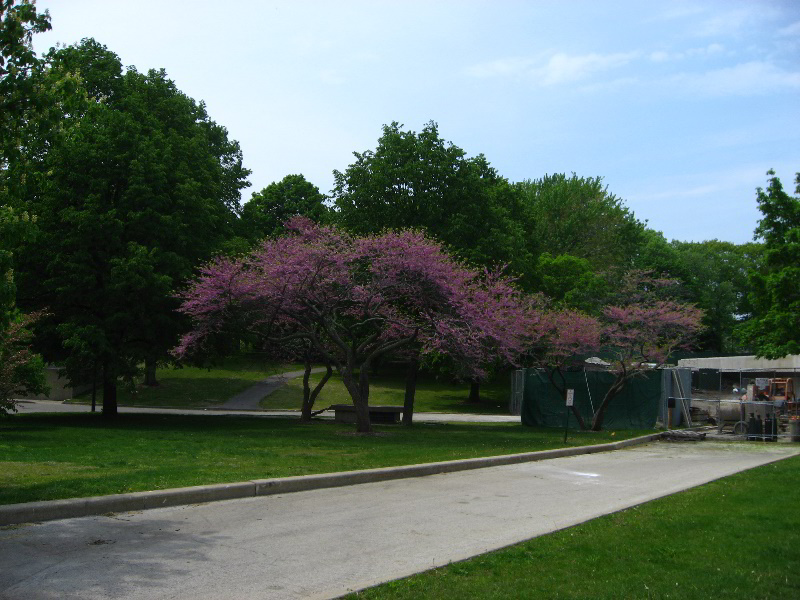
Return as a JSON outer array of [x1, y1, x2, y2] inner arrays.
[[528, 271, 704, 430], [13, 39, 250, 414], [0, 0, 51, 412], [735, 170, 799, 359], [332, 121, 533, 278], [517, 173, 646, 271], [239, 174, 328, 243], [176, 219, 532, 432]]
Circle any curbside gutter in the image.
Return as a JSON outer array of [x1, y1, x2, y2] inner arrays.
[[0, 432, 664, 527]]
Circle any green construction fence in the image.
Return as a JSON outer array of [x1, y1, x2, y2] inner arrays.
[[520, 368, 671, 430]]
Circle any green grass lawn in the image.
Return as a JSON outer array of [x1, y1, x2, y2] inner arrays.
[[69, 356, 511, 415], [262, 370, 512, 414], [0, 413, 645, 505], [346, 454, 800, 599], [71, 355, 305, 408]]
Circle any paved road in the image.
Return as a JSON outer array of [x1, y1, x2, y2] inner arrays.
[[2, 441, 796, 600], [12, 398, 520, 423]]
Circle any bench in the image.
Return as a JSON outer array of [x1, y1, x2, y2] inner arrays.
[[330, 404, 404, 424]]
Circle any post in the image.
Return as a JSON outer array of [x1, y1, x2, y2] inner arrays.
[[564, 389, 574, 443]]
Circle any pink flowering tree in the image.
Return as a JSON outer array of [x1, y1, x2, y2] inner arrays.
[[528, 272, 705, 430], [592, 299, 704, 430], [402, 268, 536, 424], [527, 306, 604, 429], [176, 218, 532, 433]]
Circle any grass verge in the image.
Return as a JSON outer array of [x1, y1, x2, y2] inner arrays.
[[346, 453, 800, 600], [0, 413, 645, 505], [262, 371, 511, 414]]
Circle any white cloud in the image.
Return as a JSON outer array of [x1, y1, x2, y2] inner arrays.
[[649, 43, 725, 63], [465, 51, 638, 86], [536, 51, 639, 85], [650, 50, 671, 63]]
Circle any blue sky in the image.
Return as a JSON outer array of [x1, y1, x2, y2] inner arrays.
[[32, 0, 800, 244]]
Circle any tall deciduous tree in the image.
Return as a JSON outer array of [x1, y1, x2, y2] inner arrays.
[[634, 230, 763, 354], [735, 170, 799, 359], [1, 1, 51, 409], [16, 39, 250, 415], [239, 174, 329, 243], [176, 219, 532, 433], [517, 173, 646, 271], [332, 121, 533, 279]]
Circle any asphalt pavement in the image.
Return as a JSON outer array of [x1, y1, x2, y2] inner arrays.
[[2, 441, 796, 600]]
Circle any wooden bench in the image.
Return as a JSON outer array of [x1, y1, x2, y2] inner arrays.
[[330, 404, 404, 424]]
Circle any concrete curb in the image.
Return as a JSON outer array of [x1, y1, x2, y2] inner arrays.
[[0, 432, 664, 527]]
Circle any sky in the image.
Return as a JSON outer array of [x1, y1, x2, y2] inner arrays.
[[31, 0, 800, 244]]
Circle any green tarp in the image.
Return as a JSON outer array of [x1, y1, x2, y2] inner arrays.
[[521, 369, 661, 430]]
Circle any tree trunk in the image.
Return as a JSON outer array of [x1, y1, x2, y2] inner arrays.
[[91, 362, 98, 413], [467, 378, 481, 403], [300, 356, 332, 422], [591, 377, 626, 431], [301, 354, 313, 422], [402, 356, 419, 426], [102, 363, 118, 418], [341, 366, 371, 433], [144, 357, 158, 387]]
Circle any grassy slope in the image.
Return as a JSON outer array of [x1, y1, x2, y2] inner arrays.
[[347, 453, 800, 599], [0, 413, 644, 505]]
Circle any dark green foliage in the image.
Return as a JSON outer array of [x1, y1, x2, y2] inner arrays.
[[0, 2, 50, 408], [14, 39, 250, 412], [0, 0, 51, 165], [0, 312, 46, 414], [736, 170, 800, 358], [532, 252, 610, 313], [240, 173, 329, 242], [634, 230, 764, 354], [670, 239, 762, 353], [332, 121, 533, 279]]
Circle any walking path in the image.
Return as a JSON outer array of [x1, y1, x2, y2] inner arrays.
[[220, 367, 328, 410], [1, 441, 796, 600]]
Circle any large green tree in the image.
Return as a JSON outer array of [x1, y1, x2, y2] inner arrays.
[[1, 0, 51, 162], [16, 39, 250, 414], [332, 121, 533, 279], [239, 174, 328, 243], [1, 0, 52, 410], [634, 230, 763, 354], [516, 173, 646, 271], [669, 239, 762, 353], [735, 170, 799, 358]]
